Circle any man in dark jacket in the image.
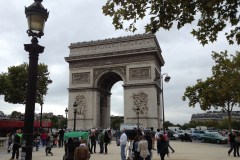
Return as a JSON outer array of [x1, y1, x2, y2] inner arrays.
[[104, 130, 111, 154], [228, 132, 237, 157], [58, 128, 65, 147], [10, 129, 22, 160], [144, 131, 153, 160]]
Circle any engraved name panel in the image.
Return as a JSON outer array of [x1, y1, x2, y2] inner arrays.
[[129, 67, 151, 80], [72, 72, 90, 84]]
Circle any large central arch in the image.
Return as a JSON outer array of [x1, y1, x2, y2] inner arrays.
[[65, 34, 165, 130]]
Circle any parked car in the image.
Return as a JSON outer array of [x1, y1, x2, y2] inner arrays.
[[200, 132, 228, 144], [176, 130, 185, 136], [191, 130, 205, 140], [167, 130, 179, 140]]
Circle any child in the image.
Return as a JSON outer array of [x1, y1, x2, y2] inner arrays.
[[45, 136, 53, 156]]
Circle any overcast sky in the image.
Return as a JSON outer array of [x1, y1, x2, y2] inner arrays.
[[0, 0, 239, 125]]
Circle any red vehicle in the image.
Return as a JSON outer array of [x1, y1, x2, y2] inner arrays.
[[0, 119, 52, 136]]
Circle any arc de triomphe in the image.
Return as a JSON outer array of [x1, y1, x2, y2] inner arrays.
[[65, 34, 165, 130]]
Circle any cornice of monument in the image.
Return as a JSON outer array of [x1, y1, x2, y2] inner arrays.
[[69, 33, 156, 48], [66, 33, 164, 67]]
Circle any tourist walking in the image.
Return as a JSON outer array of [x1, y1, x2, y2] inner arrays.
[[228, 131, 237, 157], [58, 128, 65, 147], [164, 131, 175, 155], [133, 135, 140, 160], [144, 131, 153, 160], [150, 127, 156, 150], [157, 134, 168, 160], [90, 128, 97, 154], [155, 129, 160, 141], [120, 130, 127, 160], [33, 131, 40, 151], [104, 129, 111, 154], [10, 129, 22, 160], [41, 131, 47, 146], [236, 132, 240, 157], [137, 135, 150, 160], [98, 130, 104, 154], [45, 136, 53, 156], [7, 131, 14, 153]]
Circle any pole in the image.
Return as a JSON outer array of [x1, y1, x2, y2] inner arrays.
[[65, 112, 68, 129], [137, 111, 139, 129], [40, 102, 43, 132], [22, 37, 44, 160], [73, 110, 76, 131], [161, 75, 165, 134]]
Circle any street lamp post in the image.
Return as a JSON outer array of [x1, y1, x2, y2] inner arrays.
[[73, 102, 77, 131], [65, 107, 68, 129], [161, 73, 171, 134], [136, 107, 140, 129], [38, 73, 52, 132], [22, 1, 49, 160]]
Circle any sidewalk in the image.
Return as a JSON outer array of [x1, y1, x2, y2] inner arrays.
[[0, 141, 237, 160]]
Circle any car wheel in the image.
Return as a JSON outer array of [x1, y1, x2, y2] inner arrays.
[[201, 138, 205, 143], [192, 136, 196, 140], [216, 140, 220, 144]]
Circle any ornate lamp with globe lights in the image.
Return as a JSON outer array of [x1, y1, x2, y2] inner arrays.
[[21, 0, 49, 160]]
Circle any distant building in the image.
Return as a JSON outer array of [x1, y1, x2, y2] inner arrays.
[[191, 111, 240, 122]]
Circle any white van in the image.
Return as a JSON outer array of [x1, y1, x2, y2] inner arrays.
[[168, 126, 182, 131]]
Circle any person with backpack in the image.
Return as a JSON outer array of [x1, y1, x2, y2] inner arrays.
[[10, 129, 22, 160], [157, 134, 168, 160]]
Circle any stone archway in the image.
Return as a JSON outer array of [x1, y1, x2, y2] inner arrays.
[[65, 34, 165, 130]]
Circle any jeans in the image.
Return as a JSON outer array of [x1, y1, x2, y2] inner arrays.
[[99, 142, 104, 153], [120, 144, 126, 160], [90, 140, 96, 153], [11, 144, 20, 159]]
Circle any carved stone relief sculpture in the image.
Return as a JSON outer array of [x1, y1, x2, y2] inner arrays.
[[132, 92, 148, 114], [75, 95, 87, 116]]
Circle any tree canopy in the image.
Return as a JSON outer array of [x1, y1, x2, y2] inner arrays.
[[102, 0, 240, 45], [182, 51, 240, 130], [0, 63, 52, 105]]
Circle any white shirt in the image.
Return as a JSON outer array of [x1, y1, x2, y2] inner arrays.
[[155, 132, 160, 139], [120, 132, 127, 145]]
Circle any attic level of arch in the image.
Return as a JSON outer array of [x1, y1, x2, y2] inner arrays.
[[66, 50, 163, 70]]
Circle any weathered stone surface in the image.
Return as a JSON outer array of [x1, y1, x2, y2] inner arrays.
[[65, 33, 165, 130]]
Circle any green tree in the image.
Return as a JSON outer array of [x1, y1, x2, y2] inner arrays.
[[111, 116, 124, 130], [10, 111, 22, 119], [183, 51, 240, 131], [164, 121, 174, 129], [50, 115, 59, 129], [102, 0, 240, 45], [0, 63, 52, 105]]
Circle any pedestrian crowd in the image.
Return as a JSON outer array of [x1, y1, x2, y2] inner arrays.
[[64, 128, 112, 160], [7, 128, 67, 159], [7, 127, 240, 160]]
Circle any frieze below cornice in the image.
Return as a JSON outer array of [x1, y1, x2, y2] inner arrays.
[[69, 53, 158, 68], [65, 47, 159, 61]]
